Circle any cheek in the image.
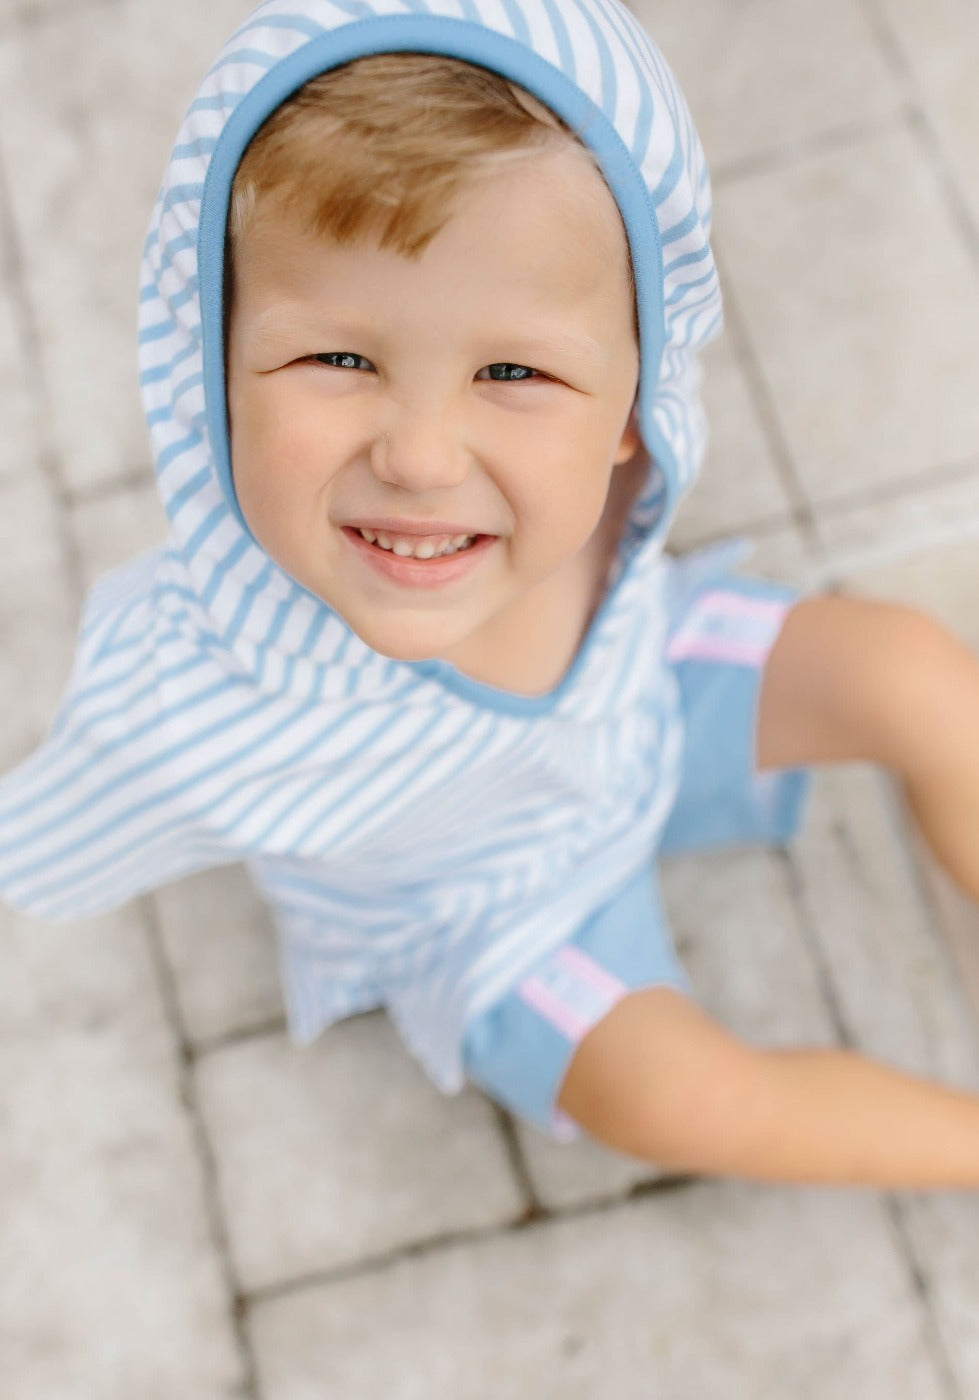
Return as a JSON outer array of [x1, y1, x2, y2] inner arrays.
[[231, 393, 329, 529], [505, 450, 612, 558]]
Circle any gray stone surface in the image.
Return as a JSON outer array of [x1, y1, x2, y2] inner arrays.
[[1, 1, 978, 1395], [0, 0, 253, 495], [194, 1017, 527, 1291], [793, 765, 979, 1085], [0, 904, 244, 1398], [0, 212, 39, 482], [900, 1187, 979, 1396], [247, 1183, 950, 1400], [714, 124, 979, 506], [70, 479, 167, 590], [669, 337, 799, 547], [879, 0, 979, 229], [152, 865, 285, 1047], [515, 1117, 660, 1211], [0, 472, 75, 767], [630, 0, 904, 172], [812, 472, 979, 597]]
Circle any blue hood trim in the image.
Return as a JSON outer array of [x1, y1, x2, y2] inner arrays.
[[200, 15, 669, 535]]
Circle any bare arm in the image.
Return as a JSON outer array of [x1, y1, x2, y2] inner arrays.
[[557, 987, 979, 1188]]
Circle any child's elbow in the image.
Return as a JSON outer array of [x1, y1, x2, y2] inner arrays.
[[559, 988, 770, 1177]]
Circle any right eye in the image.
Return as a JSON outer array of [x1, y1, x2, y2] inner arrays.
[[310, 352, 374, 370]]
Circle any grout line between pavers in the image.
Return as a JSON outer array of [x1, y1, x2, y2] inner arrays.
[[710, 243, 818, 544], [192, 1013, 290, 1061], [884, 1194, 966, 1400], [879, 777, 979, 1056], [904, 105, 979, 273], [0, 0, 121, 41], [802, 450, 979, 588], [858, 0, 979, 273], [782, 842, 858, 1053], [68, 465, 157, 506], [139, 894, 265, 1400], [803, 511, 979, 593], [786, 786, 968, 1400], [805, 451, 979, 521], [241, 1170, 701, 1311], [490, 1103, 544, 1218], [856, 0, 916, 86], [683, 452, 979, 568]]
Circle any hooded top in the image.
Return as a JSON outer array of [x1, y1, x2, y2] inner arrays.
[[0, 0, 743, 1090]]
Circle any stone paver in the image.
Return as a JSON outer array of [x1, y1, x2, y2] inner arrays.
[[514, 1118, 658, 1212], [812, 471, 979, 597], [814, 537, 979, 1397], [152, 865, 285, 1047], [714, 123, 979, 506], [0, 206, 40, 483], [669, 337, 800, 548], [0, 903, 244, 1398], [912, 828, 979, 1029], [0, 0, 253, 496], [794, 764, 979, 1085], [822, 534, 979, 1029], [663, 842, 836, 1048], [70, 479, 167, 590], [878, 0, 979, 233], [194, 1017, 527, 1291], [247, 1183, 950, 1400], [837, 531, 979, 650], [630, 0, 904, 172], [900, 1187, 979, 1396], [0, 472, 75, 767]]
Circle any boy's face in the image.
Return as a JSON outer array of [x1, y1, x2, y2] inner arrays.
[[226, 142, 641, 667]]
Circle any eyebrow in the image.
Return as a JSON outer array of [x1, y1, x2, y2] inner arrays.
[[503, 329, 610, 369]]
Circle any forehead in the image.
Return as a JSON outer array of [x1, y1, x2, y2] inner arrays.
[[232, 143, 634, 326]]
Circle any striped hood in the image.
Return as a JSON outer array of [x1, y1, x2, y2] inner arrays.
[[142, 0, 721, 649]]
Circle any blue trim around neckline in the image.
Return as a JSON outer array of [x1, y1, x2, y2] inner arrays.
[[405, 530, 661, 716], [197, 13, 673, 717]]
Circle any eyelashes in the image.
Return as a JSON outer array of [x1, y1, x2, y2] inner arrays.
[[312, 352, 372, 370], [478, 363, 538, 382], [309, 354, 543, 382]]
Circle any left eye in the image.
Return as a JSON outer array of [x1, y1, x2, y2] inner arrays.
[[477, 363, 539, 382], [311, 352, 373, 370]]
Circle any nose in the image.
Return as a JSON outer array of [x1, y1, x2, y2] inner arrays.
[[369, 392, 470, 494]]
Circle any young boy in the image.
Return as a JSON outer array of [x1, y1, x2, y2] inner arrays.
[[3, 0, 979, 1189]]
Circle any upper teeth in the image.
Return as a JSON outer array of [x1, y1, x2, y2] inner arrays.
[[357, 528, 476, 559]]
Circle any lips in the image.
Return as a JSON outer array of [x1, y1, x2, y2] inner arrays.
[[342, 525, 496, 588], [345, 518, 485, 537]]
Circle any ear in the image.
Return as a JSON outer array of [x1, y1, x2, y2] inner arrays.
[[613, 400, 642, 465]]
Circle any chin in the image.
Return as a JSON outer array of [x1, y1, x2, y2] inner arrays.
[[351, 617, 458, 665]]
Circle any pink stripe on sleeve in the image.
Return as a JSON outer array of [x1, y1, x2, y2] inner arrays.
[[516, 946, 629, 1043], [693, 591, 789, 624], [517, 976, 592, 1041], [666, 635, 772, 665], [666, 591, 792, 667]]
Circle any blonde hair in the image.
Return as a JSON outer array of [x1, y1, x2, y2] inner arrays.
[[230, 52, 608, 256]]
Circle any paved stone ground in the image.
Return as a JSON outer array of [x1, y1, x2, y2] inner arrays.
[[1, 1, 978, 1396]]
